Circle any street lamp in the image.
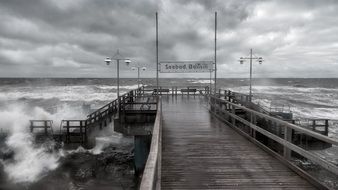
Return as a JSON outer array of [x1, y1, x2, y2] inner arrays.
[[239, 49, 264, 102], [131, 65, 146, 89], [105, 49, 131, 99]]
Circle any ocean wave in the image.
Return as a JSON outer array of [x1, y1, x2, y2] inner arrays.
[[0, 85, 141, 102], [95, 84, 139, 90], [187, 79, 214, 84], [0, 103, 87, 183], [232, 85, 338, 115], [233, 85, 338, 141]]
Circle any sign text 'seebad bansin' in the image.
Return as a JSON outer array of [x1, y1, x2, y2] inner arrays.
[[159, 62, 213, 73]]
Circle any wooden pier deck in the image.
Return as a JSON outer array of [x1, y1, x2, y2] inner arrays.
[[161, 96, 314, 189]]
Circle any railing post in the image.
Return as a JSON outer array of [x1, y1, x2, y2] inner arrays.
[[325, 119, 329, 136], [44, 120, 48, 135], [228, 91, 231, 102], [250, 114, 256, 138], [84, 121, 87, 145], [312, 120, 316, 131], [284, 125, 292, 160], [66, 121, 70, 143], [231, 105, 236, 126], [80, 121, 83, 144]]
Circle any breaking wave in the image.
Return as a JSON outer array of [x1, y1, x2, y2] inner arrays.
[[0, 103, 85, 183], [187, 79, 214, 84], [0, 84, 140, 102]]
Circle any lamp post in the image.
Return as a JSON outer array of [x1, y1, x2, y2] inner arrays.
[[132, 65, 146, 89], [239, 49, 263, 102], [104, 50, 131, 99]]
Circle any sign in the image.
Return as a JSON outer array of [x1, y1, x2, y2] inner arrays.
[[159, 61, 213, 73]]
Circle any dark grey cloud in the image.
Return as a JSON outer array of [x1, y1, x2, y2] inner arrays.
[[0, 0, 337, 77]]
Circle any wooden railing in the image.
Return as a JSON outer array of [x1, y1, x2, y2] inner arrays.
[[139, 96, 162, 190], [216, 89, 252, 106], [60, 120, 87, 144], [86, 86, 146, 126], [209, 95, 338, 188], [86, 99, 118, 126], [303, 119, 329, 136], [30, 120, 54, 135], [217, 89, 332, 137], [143, 86, 210, 96]]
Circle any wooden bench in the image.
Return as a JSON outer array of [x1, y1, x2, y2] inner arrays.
[[153, 88, 170, 95], [181, 88, 197, 95]]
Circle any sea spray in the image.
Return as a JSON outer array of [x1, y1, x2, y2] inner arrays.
[[3, 132, 60, 183], [0, 103, 85, 183], [0, 104, 58, 183], [66, 133, 132, 156]]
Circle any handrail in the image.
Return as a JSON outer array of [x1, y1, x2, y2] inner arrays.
[[211, 95, 338, 145], [87, 86, 145, 118], [30, 120, 54, 134], [143, 86, 209, 94], [139, 96, 162, 190], [86, 86, 146, 125], [209, 95, 338, 176]]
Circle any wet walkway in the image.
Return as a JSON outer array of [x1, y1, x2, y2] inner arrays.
[[161, 96, 315, 189]]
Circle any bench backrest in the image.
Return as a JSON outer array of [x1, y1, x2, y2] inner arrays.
[[181, 88, 197, 92]]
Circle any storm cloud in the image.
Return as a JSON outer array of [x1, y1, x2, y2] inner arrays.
[[0, 0, 338, 78]]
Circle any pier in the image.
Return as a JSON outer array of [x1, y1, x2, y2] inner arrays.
[[138, 86, 338, 190], [160, 96, 313, 189], [29, 86, 338, 189]]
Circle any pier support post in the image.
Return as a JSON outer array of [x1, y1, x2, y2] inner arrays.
[[134, 135, 151, 175]]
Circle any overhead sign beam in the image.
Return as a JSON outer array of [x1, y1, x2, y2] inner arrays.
[[159, 61, 213, 73]]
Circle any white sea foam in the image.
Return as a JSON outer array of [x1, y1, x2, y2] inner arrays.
[[0, 103, 86, 183], [3, 132, 60, 183], [232, 85, 338, 118], [66, 132, 131, 155], [187, 79, 214, 84], [0, 84, 140, 102], [0, 82, 137, 183]]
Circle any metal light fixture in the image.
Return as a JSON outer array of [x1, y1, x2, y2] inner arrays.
[[105, 50, 131, 100], [105, 57, 112, 65], [125, 59, 131, 66], [258, 57, 263, 64], [238, 49, 264, 102], [131, 64, 147, 88]]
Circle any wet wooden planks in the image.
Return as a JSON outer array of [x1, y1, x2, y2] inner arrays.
[[161, 96, 315, 189]]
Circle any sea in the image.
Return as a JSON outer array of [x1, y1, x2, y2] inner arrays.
[[0, 78, 337, 189]]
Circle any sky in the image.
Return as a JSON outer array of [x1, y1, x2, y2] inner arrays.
[[0, 0, 338, 78]]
